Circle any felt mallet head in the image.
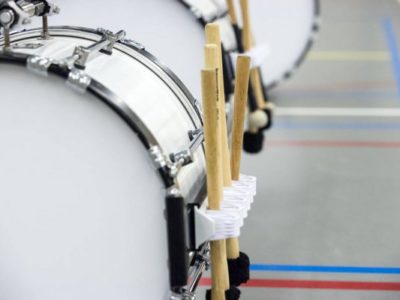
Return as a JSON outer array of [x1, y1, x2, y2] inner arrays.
[[260, 107, 273, 131], [248, 109, 268, 130]]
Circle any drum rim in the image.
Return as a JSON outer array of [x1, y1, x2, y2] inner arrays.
[[0, 26, 208, 295], [5, 26, 203, 126], [0, 26, 206, 198]]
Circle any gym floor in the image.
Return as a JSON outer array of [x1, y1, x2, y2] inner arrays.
[[201, 0, 400, 298]]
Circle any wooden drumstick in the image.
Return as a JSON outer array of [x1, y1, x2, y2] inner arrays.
[[204, 44, 231, 293], [240, 0, 267, 111], [227, 56, 251, 259], [227, 0, 246, 55], [227, 0, 238, 27], [202, 68, 226, 300], [230, 56, 251, 181], [206, 24, 238, 264], [205, 23, 232, 188]]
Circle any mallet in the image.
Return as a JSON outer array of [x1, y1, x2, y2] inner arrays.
[[240, 0, 274, 130], [238, 0, 274, 153]]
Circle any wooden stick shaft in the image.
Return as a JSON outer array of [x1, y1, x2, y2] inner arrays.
[[226, 0, 238, 25], [204, 44, 223, 196], [202, 69, 230, 296], [204, 47, 230, 293], [211, 240, 228, 299], [227, 56, 251, 259], [202, 69, 223, 210], [251, 69, 266, 109], [226, 238, 240, 259], [231, 56, 251, 181], [240, 0, 266, 110], [205, 24, 232, 187], [240, 0, 252, 52]]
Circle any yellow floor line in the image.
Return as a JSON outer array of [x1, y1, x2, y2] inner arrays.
[[308, 51, 390, 61], [276, 107, 400, 117]]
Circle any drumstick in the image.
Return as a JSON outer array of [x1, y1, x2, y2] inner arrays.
[[226, 0, 243, 53], [240, 0, 265, 111], [227, 55, 251, 260], [227, 0, 266, 136], [205, 24, 232, 188], [237, 0, 270, 153], [206, 25, 250, 289], [206, 24, 235, 271], [230, 56, 251, 182], [227, 0, 238, 28], [202, 68, 226, 300], [204, 44, 231, 294]]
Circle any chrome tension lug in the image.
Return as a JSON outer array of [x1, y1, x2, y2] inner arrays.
[[189, 128, 202, 141], [72, 28, 126, 69], [0, 8, 14, 50], [27, 55, 52, 76], [66, 69, 91, 93], [169, 129, 204, 174], [96, 28, 126, 54], [121, 38, 145, 51], [170, 149, 193, 168]]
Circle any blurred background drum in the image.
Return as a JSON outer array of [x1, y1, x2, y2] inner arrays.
[[179, 0, 320, 91], [249, 0, 320, 90]]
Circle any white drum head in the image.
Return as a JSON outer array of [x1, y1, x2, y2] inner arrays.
[[0, 65, 170, 299]]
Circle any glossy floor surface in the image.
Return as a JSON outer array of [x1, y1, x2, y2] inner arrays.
[[200, 0, 400, 299]]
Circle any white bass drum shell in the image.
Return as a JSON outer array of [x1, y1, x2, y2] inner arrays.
[[0, 66, 170, 300]]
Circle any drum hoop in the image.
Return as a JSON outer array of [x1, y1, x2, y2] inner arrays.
[[0, 27, 207, 196], [6, 26, 203, 126]]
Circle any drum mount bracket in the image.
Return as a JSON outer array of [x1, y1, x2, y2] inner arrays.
[[170, 128, 203, 169], [150, 128, 204, 181], [0, 1, 59, 49]]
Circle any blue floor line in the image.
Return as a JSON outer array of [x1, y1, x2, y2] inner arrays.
[[273, 121, 400, 130], [251, 264, 400, 275], [382, 18, 400, 100], [274, 90, 397, 98]]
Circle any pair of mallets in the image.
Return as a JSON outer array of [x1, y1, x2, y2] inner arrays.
[[227, 0, 274, 154], [203, 23, 251, 300]]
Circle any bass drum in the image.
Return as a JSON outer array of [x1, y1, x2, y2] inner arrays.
[[34, 0, 206, 99], [179, 0, 320, 90], [0, 27, 205, 300], [249, 0, 320, 89]]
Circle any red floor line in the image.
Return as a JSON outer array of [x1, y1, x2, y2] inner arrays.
[[266, 140, 400, 148], [284, 80, 396, 93], [199, 278, 400, 291]]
